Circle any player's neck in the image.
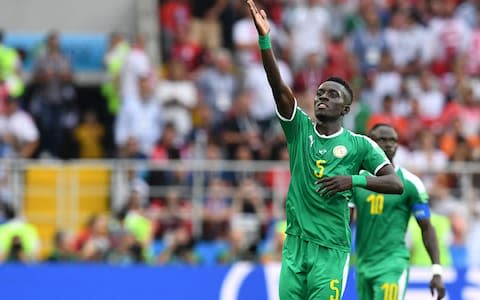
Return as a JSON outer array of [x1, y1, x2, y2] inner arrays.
[[315, 121, 342, 136]]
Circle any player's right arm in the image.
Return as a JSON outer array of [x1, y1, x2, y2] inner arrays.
[[246, 0, 295, 119]]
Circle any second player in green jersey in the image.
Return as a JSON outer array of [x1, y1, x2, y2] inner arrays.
[[352, 124, 445, 300]]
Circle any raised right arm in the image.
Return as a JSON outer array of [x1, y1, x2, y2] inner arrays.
[[246, 0, 295, 118]]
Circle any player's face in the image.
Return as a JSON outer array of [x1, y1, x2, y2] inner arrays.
[[371, 126, 398, 161], [314, 81, 350, 121]]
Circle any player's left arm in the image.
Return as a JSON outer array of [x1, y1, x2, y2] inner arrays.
[[317, 137, 403, 197], [317, 162, 402, 197], [416, 217, 445, 299], [408, 173, 445, 300]]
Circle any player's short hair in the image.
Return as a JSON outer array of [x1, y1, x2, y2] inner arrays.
[[369, 123, 395, 134], [324, 76, 354, 104]]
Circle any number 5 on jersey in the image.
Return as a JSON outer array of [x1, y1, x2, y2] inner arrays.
[[314, 159, 326, 178]]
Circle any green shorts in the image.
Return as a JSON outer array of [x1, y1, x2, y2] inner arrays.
[[279, 234, 350, 300], [356, 266, 409, 300]]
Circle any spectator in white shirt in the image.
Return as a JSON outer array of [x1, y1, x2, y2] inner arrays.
[[385, 9, 427, 71], [409, 70, 446, 121], [120, 34, 153, 106], [0, 95, 39, 158], [283, 0, 331, 69], [157, 59, 198, 143], [115, 76, 164, 158], [243, 58, 293, 130]]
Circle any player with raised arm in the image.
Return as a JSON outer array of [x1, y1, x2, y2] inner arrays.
[[246, 1, 404, 299], [352, 124, 445, 300]]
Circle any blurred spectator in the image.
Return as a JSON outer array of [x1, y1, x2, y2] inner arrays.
[[467, 201, 480, 267], [73, 110, 105, 159], [153, 187, 192, 240], [101, 32, 130, 117], [0, 201, 14, 225], [101, 32, 130, 157], [218, 226, 258, 263], [351, 3, 387, 74], [293, 52, 325, 95], [402, 97, 426, 147], [243, 57, 292, 132], [47, 231, 77, 262], [157, 224, 198, 265], [189, 0, 227, 50], [0, 95, 39, 158], [429, 172, 469, 268], [230, 178, 268, 258], [224, 144, 258, 185], [157, 59, 198, 143], [343, 80, 371, 134], [427, 0, 472, 76], [118, 183, 154, 252], [0, 29, 24, 100], [283, 0, 331, 69], [149, 123, 191, 186], [232, 2, 285, 67], [366, 94, 409, 143], [408, 70, 446, 127], [107, 231, 146, 265], [196, 48, 238, 127], [78, 215, 112, 261], [219, 90, 262, 159], [115, 167, 150, 213], [370, 51, 402, 113], [441, 84, 480, 146], [159, 0, 192, 57], [169, 22, 204, 73], [408, 130, 448, 190], [455, 0, 480, 29], [193, 142, 231, 186], [323, 34, 357, 82], [0, 210, 40, 263], [120, 33, 154, 105], [430, 174, 466, 217], [384, 8, 426, 74], [115, 75, 164, 158], [202, 177, 232, 241], [30, 31, 76, 158], [260, 219, 286, 263], [263, 144, 290, 215], [325, 0, 357, 39], [440, 117, 468, 159]]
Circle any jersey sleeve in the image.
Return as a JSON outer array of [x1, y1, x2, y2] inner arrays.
[[359, 136, 390, 175], [276, 100, 309, 143], [403, 169, 431, 220]]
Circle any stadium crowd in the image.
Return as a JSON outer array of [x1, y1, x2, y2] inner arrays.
[[0, 0, 480, 268]]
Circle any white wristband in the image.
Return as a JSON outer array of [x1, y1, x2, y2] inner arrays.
[[432, 264, 443, 276]]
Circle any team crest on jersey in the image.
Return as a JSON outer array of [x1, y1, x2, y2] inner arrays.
[[333, 145, 347, 158]]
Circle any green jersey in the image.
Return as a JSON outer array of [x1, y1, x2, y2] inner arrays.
[[352, 167, 429, 274], [278, 104, 389, 252]]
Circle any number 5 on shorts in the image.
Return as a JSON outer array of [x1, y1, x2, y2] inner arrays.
[[330, 279, 339, 300]]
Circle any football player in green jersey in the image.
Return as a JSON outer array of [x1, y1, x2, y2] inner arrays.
[[246, 1, 404, 299], [352, 123, 445, 300]]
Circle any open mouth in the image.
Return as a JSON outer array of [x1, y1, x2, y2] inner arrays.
[[318, 103, 328, 109]]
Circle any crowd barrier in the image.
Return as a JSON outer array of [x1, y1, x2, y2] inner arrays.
[[2, 263, 479, 300]]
